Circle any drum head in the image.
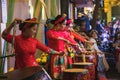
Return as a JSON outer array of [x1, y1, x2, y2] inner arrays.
[[3, 66, 51, 80], [63, 69, 88, 74], [73, 62, 93, 66]]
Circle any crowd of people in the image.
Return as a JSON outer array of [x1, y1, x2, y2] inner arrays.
[[44, 14, 120, 79], [44, 14, 110, 79], [2, 13, 120, 80]]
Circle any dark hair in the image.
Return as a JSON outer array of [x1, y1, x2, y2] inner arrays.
[[45, 19, 52, 24], [51, 15, 66, 25], [88, 29, 98, 37], [19, 18, 36, 31], [75, 17, 86, 26], [114, 31, 120, 42]]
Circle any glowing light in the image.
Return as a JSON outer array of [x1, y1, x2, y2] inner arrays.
[[104, 8, 108, 13], [104, 0, 110, 3], [112, 17, 116, 20]]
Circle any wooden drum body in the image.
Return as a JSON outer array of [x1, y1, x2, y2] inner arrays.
[[72, 62, 95, 80], [3, 66, 51, 80], [63, 69, 90, 80]]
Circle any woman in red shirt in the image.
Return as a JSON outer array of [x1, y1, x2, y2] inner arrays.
[[2, 18, 62, 69], [46, 15, 77, 79]]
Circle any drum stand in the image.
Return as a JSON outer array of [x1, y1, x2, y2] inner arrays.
[[82, 53, 86, 63], [77, 43, 86, 63], [0, 54, 15, 59]]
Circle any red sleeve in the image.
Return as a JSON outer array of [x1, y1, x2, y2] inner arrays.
[[67, 37, 76, 45], [3, 34, 13, 43], [36, 40, 51, 53], [64, 32, 76, 45], [72, 31, 86, 43], [46, 30, 59, 40]]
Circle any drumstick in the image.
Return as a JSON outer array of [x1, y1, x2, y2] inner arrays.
[[40, 66, 52, 80], [77, 43, 86, 63], [0, 54, 16, 59], [82, 54, 86, 63]]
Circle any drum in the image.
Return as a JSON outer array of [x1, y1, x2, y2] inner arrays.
[[63, 69, 90, 80], [75, 54, 97, 66], [3, 66, 52, 80], [72, 62, 95, 80]]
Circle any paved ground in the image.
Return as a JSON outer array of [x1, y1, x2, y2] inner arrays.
[[106, 68, 120, 80]]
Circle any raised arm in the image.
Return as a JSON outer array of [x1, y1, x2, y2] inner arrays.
[[2, 19, 21, 38], [2, 19, 20, 43], [2, 21, 15, 40]]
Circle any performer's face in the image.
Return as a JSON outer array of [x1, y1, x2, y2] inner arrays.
[[92, 32, 97, 38], [25, 25, 37, 37], [61, 20, 67, 29], [61, 23, 66, 29], [57, 23, 66, 30]]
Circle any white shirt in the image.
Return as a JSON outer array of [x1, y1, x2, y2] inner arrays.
[[89, 38, 101, 52]]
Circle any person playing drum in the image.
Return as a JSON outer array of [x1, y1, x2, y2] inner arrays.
[[2, 18, 62, 69], [46, 15, 77, 79]]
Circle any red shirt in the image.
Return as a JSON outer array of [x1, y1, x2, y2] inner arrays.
[[62, 30, 76, 45], [46, 28, 77, 52], [46, 29, 65, 52], [72, 31, 86, 43], [3, 34, 51, 69]]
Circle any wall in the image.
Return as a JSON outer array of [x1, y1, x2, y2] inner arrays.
[[112, 6, 120, 19]]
